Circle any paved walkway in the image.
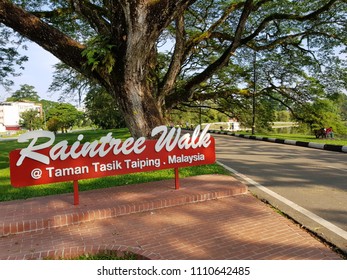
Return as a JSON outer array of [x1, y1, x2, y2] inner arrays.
[[0, 175, 342, 260]]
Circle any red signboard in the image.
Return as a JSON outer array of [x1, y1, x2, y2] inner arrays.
[[9, 125, 215, 187]]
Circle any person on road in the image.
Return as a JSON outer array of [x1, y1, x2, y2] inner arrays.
[[326, 127, 334, 139]]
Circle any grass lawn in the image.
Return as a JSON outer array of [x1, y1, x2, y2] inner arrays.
[[0, 128, 228, 202], [229, 131, 347, 146]]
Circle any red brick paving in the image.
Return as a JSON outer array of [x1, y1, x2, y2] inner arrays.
[[0, 175, 341, 260]]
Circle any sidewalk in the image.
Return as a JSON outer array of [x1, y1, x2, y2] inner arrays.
[[0, 174, 342, 260]]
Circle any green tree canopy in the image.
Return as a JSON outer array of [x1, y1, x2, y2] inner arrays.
[[84, 87, 126, 129], [6, 84, 40, 102], [47, 102, 82, 133], [20, 108, 42, 130], [1, 0, 346, 137]]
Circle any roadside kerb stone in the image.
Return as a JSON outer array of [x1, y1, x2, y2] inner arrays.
[[210, 130, 347, 153]]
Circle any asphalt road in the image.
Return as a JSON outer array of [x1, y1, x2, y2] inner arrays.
[[214, 133, 347, 253]]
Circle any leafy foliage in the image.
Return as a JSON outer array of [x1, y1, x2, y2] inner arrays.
[[168, 101, 229, 128], [294, 97, 347, 134], [1, 0, 346, 136], [84, 87, 126, 129], [20, 108, 42, 130], [81, 35, 116, 74], [49, 63, 125, 129], [46, 102, 82, 133], [46, 116, 60, 133], [48, 63, 89, 105], [0, 29, 28, 89], [6, 84, 40, 102]]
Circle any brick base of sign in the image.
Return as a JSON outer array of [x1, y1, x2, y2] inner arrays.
[[0, 174, 247, 238]]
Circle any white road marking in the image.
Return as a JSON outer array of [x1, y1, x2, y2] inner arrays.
[[217, 161, 347, 241], [327, 165, 346, 172]]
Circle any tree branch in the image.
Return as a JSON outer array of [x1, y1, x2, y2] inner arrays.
[[262, 91, 303, 122], [0, 0, 89, 76], [145, 0, 197, 31], [71, 0, 110, 34], [31, 7, 73, 19], [185, 1, 244, 52], [178, 102, 236, 119], [241, 0, 340, 44], [171, 0, 254, 104], [158, 14, 186, 105]]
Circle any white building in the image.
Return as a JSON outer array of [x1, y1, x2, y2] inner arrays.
[[0, 101, 42, 133]]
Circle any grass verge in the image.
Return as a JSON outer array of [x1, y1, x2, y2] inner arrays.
[[222, 131, 347, 146]]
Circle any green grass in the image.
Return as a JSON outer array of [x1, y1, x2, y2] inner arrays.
[[66, 251, 138, 260], [0, 128, 228, 202], [232, 131, 347, 146], [45, 251, 139, 260]]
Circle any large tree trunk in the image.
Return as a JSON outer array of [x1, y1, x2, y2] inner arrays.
[[113, 82, 164, 139], [106, 3, 166, 138], [0, 0, 190, 138], [111, 63, 164, 138]]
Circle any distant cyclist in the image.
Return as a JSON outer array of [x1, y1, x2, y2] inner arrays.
[[326, 127, 334, 139]]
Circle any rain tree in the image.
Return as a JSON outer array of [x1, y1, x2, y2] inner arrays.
[[0, 0, 346, 137]]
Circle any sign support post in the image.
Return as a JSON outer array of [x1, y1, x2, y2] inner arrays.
[[174, 168, 180, 190], [73, 180, 79, 206]]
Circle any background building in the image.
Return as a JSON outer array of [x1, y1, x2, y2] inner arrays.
[[0, 101, 42, 133]]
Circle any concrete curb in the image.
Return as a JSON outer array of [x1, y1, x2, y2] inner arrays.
[[210, 130, 347, 153]]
